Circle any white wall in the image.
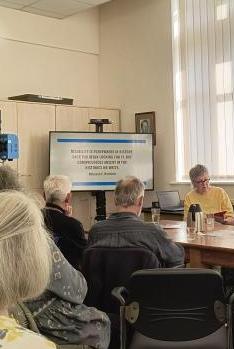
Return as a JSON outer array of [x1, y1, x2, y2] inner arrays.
[[99, 0, 187, 206], [0, 6, 100, 106]]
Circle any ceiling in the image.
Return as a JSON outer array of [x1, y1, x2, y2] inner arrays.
[[0, 0, 111, 19]]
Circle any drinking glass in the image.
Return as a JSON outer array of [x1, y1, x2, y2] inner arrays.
[[187, 226, 196, 240], [206, 213, 214, 232], [151, 208, 160, 224]]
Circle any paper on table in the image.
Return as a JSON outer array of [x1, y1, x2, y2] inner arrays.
[[161, 223, 184, 229], [206, 230, 234, 237]]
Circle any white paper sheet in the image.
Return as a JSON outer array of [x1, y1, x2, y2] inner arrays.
[[206, 230, 234, 237], [161, 223, 185, 229]]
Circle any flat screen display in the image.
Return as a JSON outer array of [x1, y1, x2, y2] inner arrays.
[[49, 132, 154, 191]]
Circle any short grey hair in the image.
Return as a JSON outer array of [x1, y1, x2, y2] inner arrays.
[[189, 164, 209, 184], [44, 175, 72, 203], [0, 191, 51, 309], [0, 165, 22, 190], [115, 176, 145, 207]]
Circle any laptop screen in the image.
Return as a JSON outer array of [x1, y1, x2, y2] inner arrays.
[[157, 191, 181, 209]]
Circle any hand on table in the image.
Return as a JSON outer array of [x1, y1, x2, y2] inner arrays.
[[223, 216, 234, 225]]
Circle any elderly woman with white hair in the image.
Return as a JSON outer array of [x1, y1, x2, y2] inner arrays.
[[0, 190, 55, 348], [184, 164, 233, 220]]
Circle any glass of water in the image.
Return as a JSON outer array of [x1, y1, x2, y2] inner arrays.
[[187, 226, 196, 240], [151, 207, 160, 224], [206, 213, 214, 232]]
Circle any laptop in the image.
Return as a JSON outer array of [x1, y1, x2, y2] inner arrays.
[[156, 191, 184, 212]]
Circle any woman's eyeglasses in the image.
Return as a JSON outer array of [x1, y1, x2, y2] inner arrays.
[[195, 178, 210, 185]]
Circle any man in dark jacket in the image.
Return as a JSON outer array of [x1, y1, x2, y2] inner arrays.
[[88, 176, 184, 267], [43, 175, 87, 269], [88, 176, 184, 349]]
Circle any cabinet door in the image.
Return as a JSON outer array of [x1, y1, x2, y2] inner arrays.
[[72, 192, 93, 232], [17, 102, 55, 189], [56, 105, 93, 227], [88, 108, 120, 132], [56, 106, 90, 131], [0, 100, 18, 171]]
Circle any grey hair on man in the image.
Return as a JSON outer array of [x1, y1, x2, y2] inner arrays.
[[115, 176, 145, 207], [0, 190, 51, 309], [189, 164, 208, 185], [0, 165, 22, 191], [44, 175, 72, 204]]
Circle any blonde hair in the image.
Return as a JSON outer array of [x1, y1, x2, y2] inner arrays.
[[44, 175, 71, 203], [0, 191, 51, 309], [115, 176, 145, 207]]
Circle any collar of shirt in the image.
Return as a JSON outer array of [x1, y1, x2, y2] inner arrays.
[[109, 212, 139, 220], [45, 202, 65, 215]]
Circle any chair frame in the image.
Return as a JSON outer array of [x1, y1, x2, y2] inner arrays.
[[113, 268, 234, 349]]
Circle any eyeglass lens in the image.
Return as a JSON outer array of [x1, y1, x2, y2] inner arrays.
[[196, 178, 210, 184]]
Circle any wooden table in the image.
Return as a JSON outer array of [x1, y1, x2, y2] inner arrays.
[[143, 208, 184, 221], [162, 220, 234, 268]]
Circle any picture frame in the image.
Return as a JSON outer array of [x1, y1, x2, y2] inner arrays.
[[135, 111, 156, 145]]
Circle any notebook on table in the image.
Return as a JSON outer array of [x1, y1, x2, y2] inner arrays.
[[156, 191, 184, 212]]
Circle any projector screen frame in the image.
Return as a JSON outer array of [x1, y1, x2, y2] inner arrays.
[[49, 131, 154, 192]]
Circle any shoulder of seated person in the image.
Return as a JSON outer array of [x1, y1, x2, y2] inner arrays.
[[64, 215, 83, 228]]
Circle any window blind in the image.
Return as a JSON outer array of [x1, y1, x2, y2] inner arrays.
[[172, 0, 234, 181]]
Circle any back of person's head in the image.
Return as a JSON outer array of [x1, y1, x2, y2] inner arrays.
[[0, 165, 22, 190], [44, 175, 71, 203], [115, 176, 145, 207], [189, 164, 208, 184], [0, 191, 51, 309]]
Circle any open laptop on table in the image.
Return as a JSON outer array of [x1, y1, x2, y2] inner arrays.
[[156, 191, 184, 212]]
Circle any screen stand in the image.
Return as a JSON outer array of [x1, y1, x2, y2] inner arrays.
[[89, 118, 111, 221], [95, 190, 106, 221]]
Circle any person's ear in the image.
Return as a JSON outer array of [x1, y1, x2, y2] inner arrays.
[[137, 195, 144, 208], [64, 193, 72, 216], [135, 195, 144, 216]]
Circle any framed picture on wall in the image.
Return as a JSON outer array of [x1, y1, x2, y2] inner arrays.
[[135, 111, 156, 145]]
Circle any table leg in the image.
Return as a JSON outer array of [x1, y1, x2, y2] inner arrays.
[[189, 248, 206, 268]]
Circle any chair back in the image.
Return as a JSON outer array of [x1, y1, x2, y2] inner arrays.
[[82, 246, 159, 314], [126, 268, 229, 349]]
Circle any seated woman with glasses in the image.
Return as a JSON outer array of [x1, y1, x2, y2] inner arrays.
[[184, 164, 233, 220]]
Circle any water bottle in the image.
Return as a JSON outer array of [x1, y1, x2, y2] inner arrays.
[[187, 204, 205, 232]]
